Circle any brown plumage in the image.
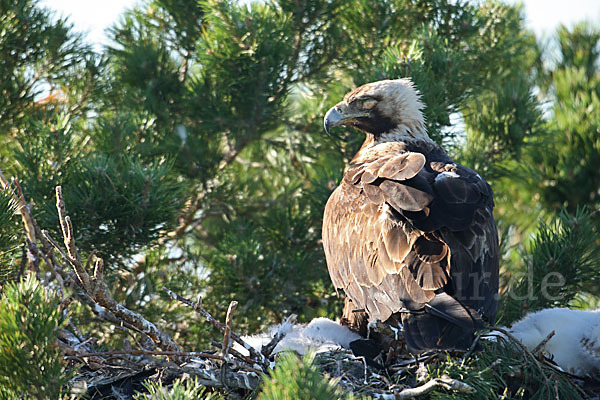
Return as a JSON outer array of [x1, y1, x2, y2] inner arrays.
[[322, 79, 499, 352]]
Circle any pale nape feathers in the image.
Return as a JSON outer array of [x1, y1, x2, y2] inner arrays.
[[343, 78, 427, 139]]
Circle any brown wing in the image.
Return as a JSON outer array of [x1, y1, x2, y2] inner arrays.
[[323, 148, 499, 328], [323, 152, 451, 322]]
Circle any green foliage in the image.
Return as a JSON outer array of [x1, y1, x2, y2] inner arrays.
[[557, 22, 600, 78], [527, 31, 600, 212], [204, 198, 333, 331], [425, 338, 583, 399], [0, 0, 600, 397], [0, 188, 19, 284], [196, 0, 294, 131], [340, 1, 537, 144], [499, 208, 600, 325], [9, 110, 183, 265], [54, 156, 183, 263], [258, 352, 360, 400], [14, 139, 183, 265], [135, 377, 224, 400], [460, 77, 542, 179], [0, 0, 94, 136], [0, 275, 71, 399], [11, 114, 85, 204]]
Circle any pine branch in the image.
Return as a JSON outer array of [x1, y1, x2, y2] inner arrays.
[[499, 208, 600, 324], [490, 326, 549, 385]]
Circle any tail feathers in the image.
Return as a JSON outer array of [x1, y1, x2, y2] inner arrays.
[[401, 293, 483, 352]]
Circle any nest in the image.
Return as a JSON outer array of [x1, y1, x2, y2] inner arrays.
[[2, 178, 598, 399]]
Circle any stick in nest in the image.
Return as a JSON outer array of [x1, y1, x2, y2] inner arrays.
[[162, 286, 267, 368], [532, 330, 555, 355], [491, 326, 550, 386], [212, 341, 256, 366], [44, 186, 181, 358], [260, 314, 297, 359], [222, 301, 238, 360], [373, 374, 475, 399], [74, 349, 263, 374]]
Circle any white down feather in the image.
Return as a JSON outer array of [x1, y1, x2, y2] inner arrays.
[[510, 308, 600, 376], [237, 317, 361, 356]]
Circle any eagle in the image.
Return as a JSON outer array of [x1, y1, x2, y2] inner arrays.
[[322, 79, 499, 352]]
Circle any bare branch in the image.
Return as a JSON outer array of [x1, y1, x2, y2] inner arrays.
[[532, 330, 555, 354], [373, 375, 475, 399], [73, 349, 263, 376], [55, 187, 80, 263], [46, 188, 181, 358], [93, 257, 104, 283], [211, 341, 257, 366], [0, 172, 41, 276], [222, 301, 238, 360], [76, 349, 216, 362], [162, 286, 267, 367], [261, 314, 297, 358], [180, 363, 261, 390]]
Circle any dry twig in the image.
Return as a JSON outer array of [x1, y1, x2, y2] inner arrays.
[[222, 301, 238, 360], [212, 341, 257, 366], [44, 186, 181, 357], [74, 349, 262, 374], [162, 286, 267, 367], [260, 314, 297, 358], [0, 169, 70, 291], [0, 172, 39, 275], [532, 330, 556, 354], [180, 362, 261, 390], [373, 375, 475, 399]]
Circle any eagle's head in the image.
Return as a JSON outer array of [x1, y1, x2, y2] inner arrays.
[[324, 79, 429, 142]]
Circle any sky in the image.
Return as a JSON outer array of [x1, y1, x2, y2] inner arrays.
[[517, 0, 600, 36], [39, 0, 600, 49]]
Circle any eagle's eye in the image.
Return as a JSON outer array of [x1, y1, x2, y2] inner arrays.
[[359, 98, 377, 110]]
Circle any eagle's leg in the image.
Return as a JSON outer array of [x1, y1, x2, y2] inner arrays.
[[341, 299, 408, 364], [340, 298, 403, 345], [340, 297, 369, 337]]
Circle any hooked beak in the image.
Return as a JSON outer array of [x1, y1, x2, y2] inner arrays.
[[323, 106, 344, 136], [324, 104, 369, 135]]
